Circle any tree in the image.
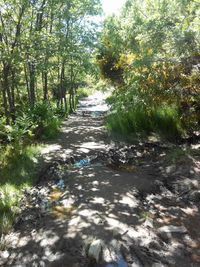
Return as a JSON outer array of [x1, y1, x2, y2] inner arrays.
[[0, 0, 101, 123]]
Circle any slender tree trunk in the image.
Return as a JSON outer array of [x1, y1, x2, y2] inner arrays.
[[1, 83, 9, 124], [28, 62, 35, 106], [42, 71, 48, 100], [69, 93, 73, 113], [10, 69, 16, 120], [60, 62, 65, 109], [57, 65, 61, 107], [72, 88, 76, 111], [69, 64, 74, 113], [24, 64, 30, 103], [64, 96, 67, 112], [3, 63, 13, 121]]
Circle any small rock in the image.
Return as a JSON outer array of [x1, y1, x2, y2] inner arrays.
[[105, 250, 128, 267], [143, 218, 153, 228], [88, 239, 104, 262], [188, 190, 200, 202], [158, 225, 187, 233], [0, 251, 9, 265], [158, 231, 172, 243], [103, 245, 118, 263], [166, 165, 176, 174]]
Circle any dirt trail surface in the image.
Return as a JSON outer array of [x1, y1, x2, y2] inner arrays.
[[1, 92, 200, 267], [40, 91, 111, 161]]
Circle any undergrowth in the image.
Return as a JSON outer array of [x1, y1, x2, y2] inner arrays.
[[77, 87, 96, 99], [0, 145, 42, 236], [0, 101, 65, 238], [107, 100, 183, 141], [164, 147, 200, 165]]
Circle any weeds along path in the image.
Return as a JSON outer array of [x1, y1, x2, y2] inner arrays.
[[2, 91, 200, 267]]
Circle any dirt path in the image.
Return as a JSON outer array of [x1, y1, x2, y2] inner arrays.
[[2, 92, 200, 267], [40, 91, 111, 161]]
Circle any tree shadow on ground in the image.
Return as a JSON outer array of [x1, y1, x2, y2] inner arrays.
[[5, 159, 200, 266], [4, 93, 200, 266]]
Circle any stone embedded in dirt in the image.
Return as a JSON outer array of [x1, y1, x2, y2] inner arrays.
[[158, 225, 187, 233], [88, 239, 104, 262], [166, 164, 176, 174], [188, 190, 200, 202], [0, 250, 9, 265], [143, 218, 154, 228], [103, 245, 118, 263]]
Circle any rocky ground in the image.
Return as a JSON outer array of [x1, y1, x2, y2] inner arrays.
[[1, 92, 200, 267]]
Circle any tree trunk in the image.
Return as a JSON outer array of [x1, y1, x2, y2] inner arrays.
[[10, 69, 16, 121], [69, 93, 72, 113], [64, 96, 67, 112], [1, 82, 9, 124], [42, 71, 48, 100], [3, 63, 13, 121], [24, 64, 30, 103], [28, 62, 35, 106]]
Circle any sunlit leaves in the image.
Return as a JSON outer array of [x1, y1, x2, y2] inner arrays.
[[98, 0, 200, 136]]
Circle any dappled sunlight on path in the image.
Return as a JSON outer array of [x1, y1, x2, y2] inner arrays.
[[41, 91, 110, 161], [3, 91, 200, 267]]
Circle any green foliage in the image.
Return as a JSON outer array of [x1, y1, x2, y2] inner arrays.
[[98, 0, 200, 140], [0, 145, 41, 235], [0, 0, 102, 237], [107, 96, 183, 141], [0, 145, 41, 186], [164, 147, 200, 166], [27, 102, 62, 140], [40, 117, 61, 140], [0, 101, 62, 145]]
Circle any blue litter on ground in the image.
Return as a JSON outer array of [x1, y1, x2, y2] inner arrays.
[[56, 179, 65, 189], [75, 159, 90, 167], [75, 159, 102, 167], [105, 252, 128, 267], [41, 200, 48, 211]]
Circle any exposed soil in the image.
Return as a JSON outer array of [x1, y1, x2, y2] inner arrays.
[[1, 92, 200, 267]]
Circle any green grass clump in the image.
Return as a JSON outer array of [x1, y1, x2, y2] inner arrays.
[[0, 184, 21, 235], [0, 144, 42, 235], [40, 116, 62, 140], [107, 103, 183, 141], [164, 147, 200, 165]]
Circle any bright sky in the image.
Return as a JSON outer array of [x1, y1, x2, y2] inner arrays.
[[101, 0, 126, 16]]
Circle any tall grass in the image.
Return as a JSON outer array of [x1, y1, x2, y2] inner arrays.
[[107, 103, 183, 141], [0, 145, 42, 236]]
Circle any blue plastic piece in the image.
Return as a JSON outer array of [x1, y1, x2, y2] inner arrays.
[[75, 159, 90, 167], [57, 179, 65, 189], [41, 200, 47, 210], [75, 159, 102, 167], [105, 252, 127, 267]]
